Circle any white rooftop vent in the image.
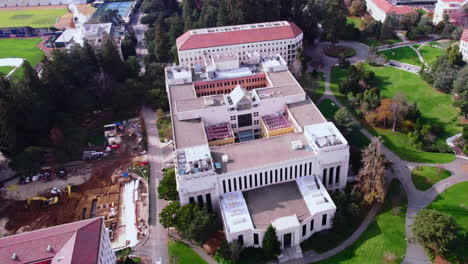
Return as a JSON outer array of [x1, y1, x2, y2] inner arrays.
[[46, 244, 53, 252], [291, 140, 303, 150], [11, 253, 17, 260], [222, 154, 229, 163]]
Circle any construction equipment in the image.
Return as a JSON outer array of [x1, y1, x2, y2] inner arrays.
[[26, 196, 59, 208]]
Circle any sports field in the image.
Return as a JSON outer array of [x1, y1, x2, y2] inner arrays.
[[0, 8, 67, 28], [0, 38, 44, 67]]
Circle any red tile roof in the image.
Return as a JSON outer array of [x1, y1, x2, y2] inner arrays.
[[441, 0, 465, 3], [370, 0, 416, 14], [176, 21, 303, 51], [0, 218, 103, 264], [462, 29, 468, 41]]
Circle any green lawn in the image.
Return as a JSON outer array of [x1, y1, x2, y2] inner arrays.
[[0, 8, 67, 28], [0, 66, 14, 75], [0, 38, 45, 67], [361, 37, 402, 47], [429, 40, 456, 49], [168, 240, 207, 264], [411, 166, 451, 191], [330, 66, 457, 163], [378, 46, 422, 66], [347, 17, 366, 30], [301, 72, 325, 102], [427, 182, 468, 262], [318, 99, 340, 119], [315, 179, 407, 264], [419, 45, 445, 66]]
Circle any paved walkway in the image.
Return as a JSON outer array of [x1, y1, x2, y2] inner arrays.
[[302, 42, 468, 263], [133, 107, 169, 264]]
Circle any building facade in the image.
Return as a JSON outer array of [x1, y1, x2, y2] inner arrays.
[[365, 0, 416, 22], [0, 0, 85, 7], [460, 29, 468, 62], [0, 217, 116, 264], [433, 0, 468, 24], [166, 50, 349, 251], [176, 21, 303, 67]]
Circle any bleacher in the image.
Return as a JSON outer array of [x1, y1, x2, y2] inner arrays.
[[0, 0, 86, 8]]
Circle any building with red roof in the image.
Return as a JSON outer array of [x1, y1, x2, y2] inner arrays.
[[433, 0, 468, 24], [460, 29, 468, 61], [0, 217, 116, 264], [176, 21, 303, 66], [365, 0, 416, 21]]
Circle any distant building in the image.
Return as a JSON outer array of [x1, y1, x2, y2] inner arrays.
[[55, 23, 125, 49], [91, 1, 136, 24], [0, 217, 116, 264], [460, 29, 468, 61], [433, 0, 468, 24], [0, 0, 86, 8], [365, 0, 417, 22], [176, 21, 303, 66]]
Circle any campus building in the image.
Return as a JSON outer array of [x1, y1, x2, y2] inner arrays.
[[460, 29, 468, 62], [166, 48, 349, 251], [0, 217, 116, 264], [176, 21, 303, 67], [433, 0, 468, 24], [365, 0, 416, 22]]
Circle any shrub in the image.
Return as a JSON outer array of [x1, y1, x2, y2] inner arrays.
[[158, 168, 178, 200], [262, 225, 281, 258]]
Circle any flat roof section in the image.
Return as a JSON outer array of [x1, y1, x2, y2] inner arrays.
[[244, 182, 310, 229], [266, 70, 297, 86], [211, 132, 314, 174], [287, 99, 327, 128]]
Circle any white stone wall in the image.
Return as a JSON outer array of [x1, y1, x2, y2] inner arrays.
[[98, 220, 117, 264], [178, 35, 303, 67], [366, 0, 388, 22], [461, 40, 468, 62]]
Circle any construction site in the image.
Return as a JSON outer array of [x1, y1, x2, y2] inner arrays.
[[0, 118, 149, 250]]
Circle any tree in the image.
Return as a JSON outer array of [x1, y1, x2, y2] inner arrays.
[[353, 137, 386, 205], [153, 18, 170, 62], [349, 0, 365, 16], [159, 201, 180, 228], [322, 0, 348, 44], [262, 225, 281, 258], [447, 45, 464, 66], [101, 34, 127, 81], [380, 13, 397, 40], [412, 209, 460, 256], [121, 31, 138, 60], [433, 63, 458, 92], [374, 98, 393, 128], [391, 92, 409, 132], [184, 208, 218, 243], [158, 168, 178, 200], [400, 12, 420, 29], [216, 3, 229, 26], [334, 108, 357, 135], [174, 203, 198, 232]]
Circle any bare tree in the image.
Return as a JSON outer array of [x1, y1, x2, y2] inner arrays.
[[391, 91, 409, 132], [354, 137, 386, 205]]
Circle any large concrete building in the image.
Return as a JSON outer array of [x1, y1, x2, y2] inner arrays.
[[0, 217, 116, 264], [365, 0, 416, 22], [460, 29, 468, 62], [176, 21, 303, 67], [165, 49, 349, 252], [433, 0, 468, 24]]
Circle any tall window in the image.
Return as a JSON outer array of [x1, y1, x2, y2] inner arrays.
[[336, 166, 341, 184], [253, 233, 259, 245], [329, 167, 334, 185], [322, 168, 327, 184], [302, 224, 307, 237], [310, 219, 314, 231], [322, 214, 327, 226], [237, 113, 253, 127]]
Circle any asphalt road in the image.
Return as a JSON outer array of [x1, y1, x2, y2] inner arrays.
[[133, 107, 169, 264]]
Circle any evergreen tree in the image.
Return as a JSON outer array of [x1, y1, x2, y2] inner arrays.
[[182, 0, 195, 30], [380, 14, 397, 40], [153, 18, 170, 62], [216, 4, 229, 26], [121, 31, 138, 60], [447, 45, 464, 66], [322, 0, 347, 44], [101, 34, 127, 81], [262, 225, 281, 257]]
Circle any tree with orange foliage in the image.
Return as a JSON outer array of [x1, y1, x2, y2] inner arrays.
[[375, 98, 393, 128]]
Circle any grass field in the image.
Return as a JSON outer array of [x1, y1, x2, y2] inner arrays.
[[301, 72, 325, 102], [347, 17, 366, 30], [168, 240, 207, 264], [330, 66, 457, 163], [361, 37, 402, 47], [427, 182, 468, 262], [316, 179, 407, 264], [318, 99, 340, 119], [0, 66, 14, 75], [0, 38, 44, 67], [419, 45, 445, 66], [411, 166, 451, 190], [0, 8, 67, 28], [378, 46, 422, 66]]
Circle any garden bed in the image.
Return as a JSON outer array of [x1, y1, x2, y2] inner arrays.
[[324, 45, 357, 58]]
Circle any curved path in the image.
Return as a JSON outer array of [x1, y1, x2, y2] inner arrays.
[[300, 41, 468, 263]]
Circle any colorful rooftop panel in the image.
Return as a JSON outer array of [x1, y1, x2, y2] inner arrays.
[[262, 114, 291, 130], [206, 123, 234, 141]]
